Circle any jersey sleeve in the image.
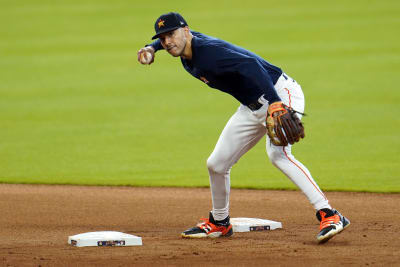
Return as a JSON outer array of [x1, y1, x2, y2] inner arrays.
[[214, 50, 281, 104], [146, 39, 164, 52]]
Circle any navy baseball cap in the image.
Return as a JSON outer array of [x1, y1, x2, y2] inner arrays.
[[151, 12, 188, 40]]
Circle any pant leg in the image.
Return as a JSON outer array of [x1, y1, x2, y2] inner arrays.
[[207, 104, 267, 220], [266, 74, 331, 211]]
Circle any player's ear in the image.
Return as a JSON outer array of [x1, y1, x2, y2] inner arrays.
[[183, 26, 190, 34]]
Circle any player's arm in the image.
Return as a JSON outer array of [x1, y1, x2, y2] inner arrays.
[[137, 39, 164, 65]]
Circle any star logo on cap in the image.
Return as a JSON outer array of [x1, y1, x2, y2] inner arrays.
[[158, 19, 165, 28]]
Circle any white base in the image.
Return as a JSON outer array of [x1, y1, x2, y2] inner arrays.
[[231, 218, 282, 232], [68, 231, 142, 247]]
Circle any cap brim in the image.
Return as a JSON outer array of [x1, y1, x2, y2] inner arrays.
[[151, 26, 180, 40]]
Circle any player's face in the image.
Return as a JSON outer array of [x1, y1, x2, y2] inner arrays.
[[159, 28, 187, 57]]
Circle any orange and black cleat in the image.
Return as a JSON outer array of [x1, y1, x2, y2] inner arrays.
[[181, 212, 233, 238], [316, 208, 350, 244]]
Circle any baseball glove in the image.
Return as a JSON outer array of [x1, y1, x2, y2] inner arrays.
[[266, 102, 305, 146]]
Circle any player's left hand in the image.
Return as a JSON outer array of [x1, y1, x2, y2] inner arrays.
[[266, 101, 305, 146]]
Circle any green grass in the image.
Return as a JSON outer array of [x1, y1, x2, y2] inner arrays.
[[1, 0, 399, 192]]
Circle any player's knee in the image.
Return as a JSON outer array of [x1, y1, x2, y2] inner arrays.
[[267, 148, 286, 166], [207, 156, 228, 174]]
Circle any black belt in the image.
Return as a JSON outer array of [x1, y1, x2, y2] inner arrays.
[[283, 73, 295, 82], [247, 73, 293, 111], [247, 100, 263, 111], [247, 94, 266, 111]]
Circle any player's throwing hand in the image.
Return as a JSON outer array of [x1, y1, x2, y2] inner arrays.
[[137, 46, 155, 65]]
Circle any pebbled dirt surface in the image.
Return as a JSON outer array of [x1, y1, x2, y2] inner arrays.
[[0, 184, 399, 266]]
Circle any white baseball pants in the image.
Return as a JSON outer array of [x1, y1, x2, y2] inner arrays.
[[207, 73, 331, 221]]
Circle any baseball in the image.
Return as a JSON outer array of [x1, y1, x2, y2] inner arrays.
[[140, 51, 152, 64]]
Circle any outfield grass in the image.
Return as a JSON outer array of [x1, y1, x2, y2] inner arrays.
[[1, 0, 399, 192]]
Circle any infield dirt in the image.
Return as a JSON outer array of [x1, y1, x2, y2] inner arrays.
[[1, 184, 399, 266]]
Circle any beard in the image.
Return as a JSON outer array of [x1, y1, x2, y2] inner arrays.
[[167, 38, 186, 57], [167, 46, 181, 57]]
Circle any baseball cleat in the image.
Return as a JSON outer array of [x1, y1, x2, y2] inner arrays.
[[181, 212, 233, 238], [316, 208, 350, 244]]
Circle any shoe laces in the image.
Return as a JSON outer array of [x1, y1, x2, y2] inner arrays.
[[319, 211, 340, 230], [197, 218, 215, 231]]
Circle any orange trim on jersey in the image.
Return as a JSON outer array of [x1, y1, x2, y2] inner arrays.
[[282, 147, 327, 201], [283, 88, 292, 107]]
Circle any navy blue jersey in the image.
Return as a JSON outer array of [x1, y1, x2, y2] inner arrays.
[[149, 31, 283, 106]]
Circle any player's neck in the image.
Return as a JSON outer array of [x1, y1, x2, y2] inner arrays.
[[181, 33, 193, 60]]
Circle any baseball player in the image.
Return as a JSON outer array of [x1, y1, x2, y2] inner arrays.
[[137, 12, 350, 243]]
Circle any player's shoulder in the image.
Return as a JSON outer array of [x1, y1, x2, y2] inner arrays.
[[191, 31, 222, 48], [191, 31, 243, 57]]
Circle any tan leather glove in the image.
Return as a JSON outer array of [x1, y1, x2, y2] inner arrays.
[[266, 102, 305, 146]]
